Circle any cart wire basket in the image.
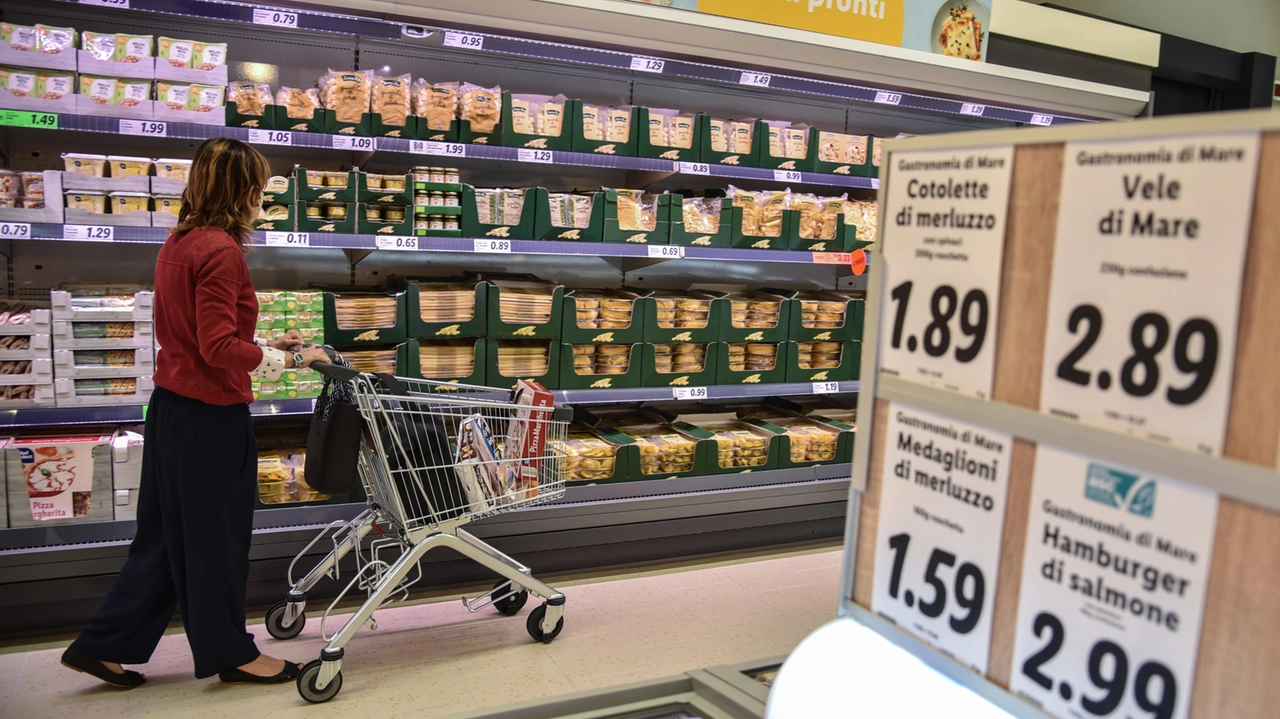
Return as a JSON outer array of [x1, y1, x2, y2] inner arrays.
[[268, 364, 572, 703]]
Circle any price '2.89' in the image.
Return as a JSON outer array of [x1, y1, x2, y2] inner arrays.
[[889, 281, 989, 363]]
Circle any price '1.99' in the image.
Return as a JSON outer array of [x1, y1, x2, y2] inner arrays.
[[885, 532, 986, 634], [889, 281, 989, 364]]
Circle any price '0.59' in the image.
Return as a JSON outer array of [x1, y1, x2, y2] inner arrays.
[[889, 281, 989, 364], [1054, 305, 1218, 407], [1021, 611, 1177, 719], [885, 533, 985, 634]]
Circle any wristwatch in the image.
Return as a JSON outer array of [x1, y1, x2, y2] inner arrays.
[[292, 351, 305, 368]]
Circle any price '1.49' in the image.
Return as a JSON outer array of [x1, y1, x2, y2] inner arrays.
[[889, 281, 989, 364], [885, 532, 986, 634]]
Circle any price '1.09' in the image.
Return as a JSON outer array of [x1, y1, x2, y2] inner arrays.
[[889, 281, 989, 363]]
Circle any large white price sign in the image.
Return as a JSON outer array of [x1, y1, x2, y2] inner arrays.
[[1039, 133, 1260, 455], [1010, 445, 1217, 719], [880, 145, 1015, 400], [870, 403, 1012, 673]]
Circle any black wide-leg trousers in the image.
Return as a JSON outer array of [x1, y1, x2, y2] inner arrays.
[[70, 386, 261, 679]]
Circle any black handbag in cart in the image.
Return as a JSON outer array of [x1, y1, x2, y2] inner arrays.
[[304, 354, 364, 496], [368, 373, 469, 521]]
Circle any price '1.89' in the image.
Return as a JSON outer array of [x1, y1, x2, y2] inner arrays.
[[889, 281, 989, 364], [885, 532, 986, 634]]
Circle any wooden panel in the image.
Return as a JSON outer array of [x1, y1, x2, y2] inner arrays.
[[853, 397, 889, 608], [986, 438, 1036, 689]]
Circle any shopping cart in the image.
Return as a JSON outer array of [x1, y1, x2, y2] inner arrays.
[[268, 364, 571, 703]]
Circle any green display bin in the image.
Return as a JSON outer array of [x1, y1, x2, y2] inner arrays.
[[616, 422, 720, 482], [570, 101, 638, 157], [787, 292, 865, 342], [714, 341, 790, 385], [564, 424, 636, 486], [638, 342, 721, 389], [225, 105, 276, 129], [783, 207, 864, 253], [419, 118, 459, 143], [744, 415, 855, 470], [636, 290, 726, 344], [674, 419, 782, 474], [297, 203, 356, 234], [728, 204, 794, 251], [784, 340, 861, 383], [806, 128, 874, 177], [356, 205, 414, 236], [370, 112, 416, 139], [535, 192, 605, 242], [697, 116, 761, 168], [561, 289, 645, 345], [459, 119, 500, 146], [461, 185, 541, 240], [497, 92, 574, 151], [405, 280, 488, 339], [669, 196, 734, 248], [602, 189, 672, 245], [486, 282, 564, 339], [484, 339, 561, 390], [253, 204, 295, 232], [261, 176, 294, 205], [324, 108, 373, 138], [754, 120, 812, 171], [559, 343, 643, 390], [359, 172, 413, 205], [636, 108, 701, 163], [322, 290, 407, 346], [274, 106, 327, 134], [296, 168, 357, 203], [720, 291, 794, 343], [395, 339, 487, 386]]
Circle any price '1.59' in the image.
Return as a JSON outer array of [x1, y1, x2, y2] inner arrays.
[[889, 281, 989, 364], [885, 532, 986, 634]]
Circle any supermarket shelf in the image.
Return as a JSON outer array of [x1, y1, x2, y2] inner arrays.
[[51, 0, 403, 39], [0, 382, 856, 427], [0, 113, 879, 190]]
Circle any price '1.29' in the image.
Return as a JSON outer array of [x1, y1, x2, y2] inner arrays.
[[885, 532, 986, 634], [1021, 611, 1178, 719], [889, 281, 989, 364]]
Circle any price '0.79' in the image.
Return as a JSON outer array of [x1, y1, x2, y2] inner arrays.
[[1021, 611, 1177, 719], [885, 532, 986, 634], [889, 281, 989, 363]]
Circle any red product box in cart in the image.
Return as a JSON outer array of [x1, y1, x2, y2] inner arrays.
[[506, 379, 554, 499]]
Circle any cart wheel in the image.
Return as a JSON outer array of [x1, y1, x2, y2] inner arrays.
[[297, 659, 343, 704], [493, 581, 529, 616], [526, 604, 564, 644], [265, 601, 306, 640]]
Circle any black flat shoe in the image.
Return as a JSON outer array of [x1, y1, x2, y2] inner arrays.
[[60, 647, 146, 688], [218, 662, 301, 685]]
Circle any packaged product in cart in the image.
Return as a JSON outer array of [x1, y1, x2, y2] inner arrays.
[[455, 414, 504, 511], [276, 86, 321, 119], [321, 69, 372, 123], [0, 67, 35, 98], [1, 24, 37, 52], [508, 94, 567, 137], [611, 189, 658, 232], [158, 37, 195, 68], [371, 72, 412, 126], [506, 379, 554, 498], [459, 82, 501, 133], [412, 80, 458, 130], [228, 81, 271, 116], [35, 24, 76, 55]]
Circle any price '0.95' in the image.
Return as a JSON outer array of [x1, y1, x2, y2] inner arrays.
[[889, 281, 989, 364], [1054, 305, 1218, 407], [1021, 611, 1177, 719], [885, 532, 986, 634]]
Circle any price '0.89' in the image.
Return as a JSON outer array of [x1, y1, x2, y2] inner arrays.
[[889, 281, 990, 364], [1021, 611, 1177, 719], [885, 532, 986, 635]]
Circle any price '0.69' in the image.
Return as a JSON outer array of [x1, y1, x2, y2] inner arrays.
[[1021, 611, 1177, 719], [889, 281, 989, 364], [1054, 305, 1218, 407], [885, 532, 986, 635]]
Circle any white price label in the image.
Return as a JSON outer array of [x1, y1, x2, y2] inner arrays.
[[264, 232, 309, 247], [517, 148, 553, 164], [1010, 445, 1217, 719], [879, 145, 1016, 400], [0, 222, 31, 239], [247, 129, 292, 146], [672, 386, 708, 401], [119, 119, 166, 136], [252, 7, 298, 28], [871, 404, 1013, 674], [473, 238, 511, 253], [647, 245, 684, 259], [417, 141, 466, 158], [960, 103, 985, 117], [774, 169, 803, 183], [376, 235, 418, 251], [874, 91, 903, 106], [1038, 133, 1260, 455], [442, 31, 484, 50], [332, 135, 375, 151], [678, 162, 710, 176], [739, 72, 772, 88], [63, 225, 113, 242], [1030, 114, 1053, 126], [811, 381, 840, 394], [630, 57, 665, 73], [79, 0, 129, 7]]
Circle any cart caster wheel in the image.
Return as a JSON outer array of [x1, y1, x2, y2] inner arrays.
[[526, 604, 564, 644], [266, 601, 306, 640], [297, 660, 343, 703], [493, 580, 529, 616]]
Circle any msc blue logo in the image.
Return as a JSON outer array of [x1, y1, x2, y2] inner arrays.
[[1084, 463, 1156, 518]]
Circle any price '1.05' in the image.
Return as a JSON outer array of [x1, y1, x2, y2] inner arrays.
[[889, 281, 989, 363]]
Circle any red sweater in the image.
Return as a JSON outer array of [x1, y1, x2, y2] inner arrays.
[[153, 228, 263, 406]]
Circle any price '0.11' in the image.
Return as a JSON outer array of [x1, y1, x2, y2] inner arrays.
[[885, 532, 986, 634], [889, 281, 989, 363], [1055, 305, 1218, 406], [1022, 611, 1177, 719]]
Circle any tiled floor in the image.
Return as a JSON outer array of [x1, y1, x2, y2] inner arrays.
[[0, 544, 843, 719]]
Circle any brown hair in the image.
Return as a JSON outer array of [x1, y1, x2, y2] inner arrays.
[[172, 137, 271, 246]]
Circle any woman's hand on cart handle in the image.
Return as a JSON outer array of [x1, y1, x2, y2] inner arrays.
[[287, 344, 332, 369], [269, 330, 306, 351]]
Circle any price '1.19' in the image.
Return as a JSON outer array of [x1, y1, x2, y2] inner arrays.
[[885, 533, 986, 634], [889, 281, 989, 363]]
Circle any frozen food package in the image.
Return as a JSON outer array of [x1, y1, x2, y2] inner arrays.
[[371, 72, 411, 126], [499, 189, 526, 225], [817, 131, 845, 163], [412, 80, 458, 131], [472, 189, 498, 225], [116, 34, 152, 63], [726, 185, 759, 236], [459, 82, 501, 134], [537, 95, 566, 137], [276, 86, 320, 120], [605, 107, 632, 142], [37, 70, 74, 100], [508, 93, 567, 137], [668, 113, 695, 149], [117, 78, 150, 108], [708, 118, 729, 153], [784, 126, 809, 159], [790, 193, 820, 239], [646, 107, 677, 147], [0, 67, 36, 98], [727, 121, 753, 154], [79, 74, 118, 106], [156, 80, 188, 110], [189, 83, 225, 111], [819, 195, 847, 240], [158, 37, 195, 68], [759, 190, 788, 237], [611, 189, 658, 232], [682, 196, 721, 234], [192, 41, 227, 71], [844, 134, 868, 164], [1, 24, 37, 52], [228, 81, 271, 116], [872, 137, 884, 167], [36, 25, 76, 55], [580, 104, 603, 141], [83, 31, 116, 62], [321, 69, 372, 123]]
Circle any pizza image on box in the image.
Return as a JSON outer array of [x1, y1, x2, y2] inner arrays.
[[16, 437, 103, 521]]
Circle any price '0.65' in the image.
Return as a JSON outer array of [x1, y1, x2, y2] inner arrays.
[[885, 532, 985, 634], [1054, 305, 1218, 406], [1021, 611, 1177, 719], [889, 281, 989, 363]]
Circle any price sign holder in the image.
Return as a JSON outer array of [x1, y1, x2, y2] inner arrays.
[[833, 111, 1280, 719]]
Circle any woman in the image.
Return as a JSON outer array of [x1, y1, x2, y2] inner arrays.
[[60, 138, 330, 688]]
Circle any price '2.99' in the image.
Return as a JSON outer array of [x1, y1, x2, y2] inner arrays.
[[885, 532, 986, 634], [1054, 305, 1218, 406], [1021, 611, 1177, 719], [889, 281, 989, 363]]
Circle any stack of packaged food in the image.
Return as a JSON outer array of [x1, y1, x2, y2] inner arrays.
[[342, 348, 396, 375], [568, 344, 632, 376], [767, 416, 840, 463], [726, 186, 787, 238], [60, 153, 190, 226], [49, 285, 154, 407], [252, 291, 325, 401], [651, 291, 714, 330], [0, 170, 45, 210], [416, 341, 477, 379], [699, 420, 772, 469], [495, 341, 550, 378], [620, 425, 697, 476], [0, 301, 54, 407], [411, 166, 461, 234], [256, 446, 327, 505], [473, 187, 528, 227], [653, 343, 707, 374], [559, 428, 621, 482], [726, 343, 777, 372]]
